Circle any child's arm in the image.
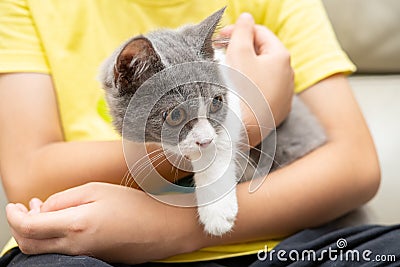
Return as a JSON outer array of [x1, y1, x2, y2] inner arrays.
[[5, 16, 380, 263], [0, 20, 294, 207], [5, 74, 380, 263], [0, 73, 128, 205], [0, 73, 195, 205], [0, 71, 290, 206], [207, 73, 380, 244]]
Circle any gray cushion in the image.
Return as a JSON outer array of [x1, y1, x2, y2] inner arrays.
[[323, 0, 400, 73]]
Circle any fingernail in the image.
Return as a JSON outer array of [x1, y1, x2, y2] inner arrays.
[[239, 12, 254, 22], [29, 197, 42, 209]]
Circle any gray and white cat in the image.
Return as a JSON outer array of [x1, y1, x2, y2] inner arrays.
[[99, 8, 325, 236]]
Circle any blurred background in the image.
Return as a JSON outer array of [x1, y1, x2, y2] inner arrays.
[[1, 0, 400, 248], [322, 0, 400, 226]]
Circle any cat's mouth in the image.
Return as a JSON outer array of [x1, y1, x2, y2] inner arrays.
[[180, 141, 216, 162]]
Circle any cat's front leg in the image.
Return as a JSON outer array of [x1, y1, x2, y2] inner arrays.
[[197, 187, 238, 236], [195, 162, 238, 236]]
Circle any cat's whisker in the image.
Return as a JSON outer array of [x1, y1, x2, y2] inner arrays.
[[235, 150, 268, 179], [174, 155, 184, 183], [129, 152, 171, 183], [232, 158, 246, 177], [129, 151, 166, 181], [132, 152, 176, 188], [212, 37, 230, 48], [126, 147, 164, 171], [120, 169, 132, 187], [177, 90, 185, 100], [123, 165, 138, 187], [169, 154, 177, 175], [165, 151, 180, 172], [129, 153, 164, 179], [135, 61, 150, 79], [124, 148, 166, 188], [128, 147, 164, 173], [126, 152, 164, 187], [161, 150, 182, 181], [217, 139, 282, 169], [235, 150, 257, 172], [216, 143, 257, 171], [235, 141, 281, 164]]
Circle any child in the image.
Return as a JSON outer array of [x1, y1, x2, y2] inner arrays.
[[0, 0, 380, 265]]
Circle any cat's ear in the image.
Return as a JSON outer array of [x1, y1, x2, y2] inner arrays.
[[113, 36, 164, 95], [196, 7, 226, 58]]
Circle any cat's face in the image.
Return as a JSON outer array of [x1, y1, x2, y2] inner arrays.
[[146, 82, 228, 158], [99, 8, 229, 159]]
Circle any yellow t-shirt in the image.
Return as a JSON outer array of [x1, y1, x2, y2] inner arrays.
[[0, 0, 355, 262]]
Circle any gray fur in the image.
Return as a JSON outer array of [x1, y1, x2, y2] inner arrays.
[[240, 96, 326, 181], [99, 8, 226, 144], [99, 7, 326, 181], [274, 97, 326, 169]]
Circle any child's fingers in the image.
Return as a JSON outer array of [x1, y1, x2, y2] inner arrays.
[[226, 13, 256, 56], [14, 203, 28, 213], [41, 183, 95, 212], [29, 197, 43, 211], [7, 202, 85, 239], [219, 18, 287, 57], [254, 25, 288, 55], [218, 25, 234, 37]]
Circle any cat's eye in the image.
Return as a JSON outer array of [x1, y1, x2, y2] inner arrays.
[[209, 95, 223, 113], [163, 108, 186, 126]]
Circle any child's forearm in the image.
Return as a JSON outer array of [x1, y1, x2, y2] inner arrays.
[[201, 139, 379, 247], [0, 73, 191, 205], [0, 73, 128, 204], [4, 140, 192, 205], [17, 141, 127, 203], [5, 129, 380, 264], [4, 75, 380, 263], [90, 113, 380, 263]]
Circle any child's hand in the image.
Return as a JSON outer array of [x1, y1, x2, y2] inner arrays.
[[6, 182, 199, 263], [221, 13, 294, 144]]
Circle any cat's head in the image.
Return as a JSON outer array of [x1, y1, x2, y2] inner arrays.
[[99, 8, 232, 159]]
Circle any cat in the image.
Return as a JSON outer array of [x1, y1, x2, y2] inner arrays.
[[99, 7, 326, 236]]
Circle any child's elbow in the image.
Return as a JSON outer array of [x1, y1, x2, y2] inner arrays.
[[365, 163, 381, 203], [357, 146, 381, 205], [1, 168, 39, 206]]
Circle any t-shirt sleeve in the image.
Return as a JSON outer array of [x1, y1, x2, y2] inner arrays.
[[273, 0, 356, 93], [0, 0, 50, 74]]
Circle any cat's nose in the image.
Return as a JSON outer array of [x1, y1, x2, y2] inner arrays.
[[196, 139, 213, 148]]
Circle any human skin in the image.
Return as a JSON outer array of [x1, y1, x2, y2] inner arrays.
[[4, 14, 380, 264]]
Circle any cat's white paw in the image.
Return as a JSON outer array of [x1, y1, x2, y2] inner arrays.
[[198, 199, 238, 236]]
